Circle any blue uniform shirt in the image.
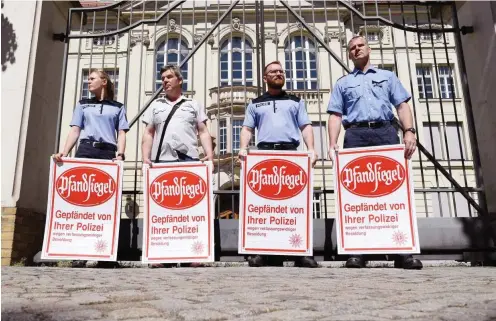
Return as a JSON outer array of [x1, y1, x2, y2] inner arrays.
[[327, 66, 411, 125], [243, 91, 311, 145], [70, 98, 130, 146]]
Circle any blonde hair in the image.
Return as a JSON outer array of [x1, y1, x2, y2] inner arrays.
[[89, 69, 115, 100]]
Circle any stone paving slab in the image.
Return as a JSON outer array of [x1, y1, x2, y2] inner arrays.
[[2, 266, 496, 321]]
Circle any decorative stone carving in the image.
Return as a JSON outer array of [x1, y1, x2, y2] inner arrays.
[[232, 17, 241, 31], [193, 34, 203, 45], [168, 18, 177, 32], [130, 30, 150, 47]]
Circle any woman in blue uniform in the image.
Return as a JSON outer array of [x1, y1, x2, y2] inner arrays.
[[52, 69, 129, 268], [53, 69, 129, 162]]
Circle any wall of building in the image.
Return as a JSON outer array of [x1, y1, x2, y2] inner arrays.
[[456, 1, 496, 216], [1, 1, 76, 265]]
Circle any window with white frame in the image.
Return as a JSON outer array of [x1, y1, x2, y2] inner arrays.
[[419, 32, 441, 41], [220, 37, 253, 86], [422, 122, 443, 159], [453, 192, 472, 217], [416, 66, 433, 99], [284, 35, 317, 90], [232, 119, 243, 154], [155, 38, 189, 91], [445, 122, 465, 160], [361, 30, 380, 42], [219, 119, 227, 155], [92, 35, 116, 46], [81, 69, 119, 100], [438, 65, 456, 99], [312, 122, 327, 160], [378, 64, 395, 72]]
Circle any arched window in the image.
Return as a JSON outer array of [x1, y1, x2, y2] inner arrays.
[[220, 37, 253, 86], [155, 38, 189, 91], [284, 35, 317, 90]]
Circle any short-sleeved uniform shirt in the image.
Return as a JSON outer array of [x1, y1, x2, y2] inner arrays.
[[70, 98, 130, 146], [243, 91, 311, 145], [327, 66, 411, 126], [142, 95, 207, 161]]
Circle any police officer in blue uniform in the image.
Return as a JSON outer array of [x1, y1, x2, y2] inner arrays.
[[53, 69, 129, 268], [238, 61, 318, 268], [327, 35, 422, 270]]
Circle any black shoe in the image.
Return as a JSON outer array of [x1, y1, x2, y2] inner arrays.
[[345, 256, 365, 268], [395, 256, 423, 270], [248, 255, 267, 267], [294, 256, 318, 268], [71, 260, 87, 268], [96, 261, 120, 269]]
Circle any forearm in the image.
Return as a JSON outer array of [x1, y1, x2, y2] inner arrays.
[[328, 113, 342, 145], [301, 124, 315, 150], [117, 130, 126, 155], [240, 127, 253, 149], [61, 127, 81, 155], [199, 130, 213, 158], [397, 102, 414, 130], [141, 129, 154, 161]]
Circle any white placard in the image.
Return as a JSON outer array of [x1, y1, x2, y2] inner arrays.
[[335, 145, 420, 254], [239, 150, 313, 256], [142, 162, 214, 263], [42, 158, 123, 261]]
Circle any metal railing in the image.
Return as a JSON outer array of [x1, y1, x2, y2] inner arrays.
[[55, 1, 486, 248]]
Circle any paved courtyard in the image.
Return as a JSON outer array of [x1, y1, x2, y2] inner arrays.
[[2, 264, 496, 321]]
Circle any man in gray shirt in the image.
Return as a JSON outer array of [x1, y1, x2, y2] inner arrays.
[[238, 61, 318, 268], [142, 65, 213, 164], [141, 65, 213, 268]]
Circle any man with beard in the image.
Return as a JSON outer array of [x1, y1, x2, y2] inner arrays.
[[327, 35, 423, 269], [238, 61, 318, 268]]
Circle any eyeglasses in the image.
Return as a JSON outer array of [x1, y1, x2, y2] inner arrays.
[[265, 69, 285, 75]]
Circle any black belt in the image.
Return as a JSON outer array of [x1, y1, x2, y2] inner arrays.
[[257, 142, 298, 150], [344, 121, 393, 129], [80, 139, 117, 151]]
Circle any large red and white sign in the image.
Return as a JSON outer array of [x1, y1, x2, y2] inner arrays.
[[42, 158, 123, 261], [142, 162, 214, 263], [335, 145, 420, 254], [239, 150, 313, 256]]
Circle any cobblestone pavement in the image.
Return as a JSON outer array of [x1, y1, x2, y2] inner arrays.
[[2, 265, 496, 321]]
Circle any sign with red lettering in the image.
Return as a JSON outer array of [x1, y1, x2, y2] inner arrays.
[[239, 150, 313, 256], [142, 162, 214, 263], [335, 145, 420, 254], [41, 158, 123, 261]]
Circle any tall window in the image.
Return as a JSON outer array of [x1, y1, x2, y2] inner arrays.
[[423, 122, 466, 160], [438, 66, 456, 99], [81, 69, 119, 100], [219, 119, 227, 155], [218, 118, 255, 155], [445, 122, 465, 160], [422, 122, 442, 159], [232, 119, 243, 153], [220, 37, 253, 86], [285, 35, 317, 90], [416, 66, 433, 99], [155, 38, 189, 91]]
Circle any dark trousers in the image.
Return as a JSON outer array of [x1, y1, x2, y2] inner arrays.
[[75, 143, 115, 160], [343, 124, 409, 261], [73, 143, 116, 267]]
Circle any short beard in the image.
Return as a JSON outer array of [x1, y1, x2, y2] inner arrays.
[[267, 81, 284, 90]]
